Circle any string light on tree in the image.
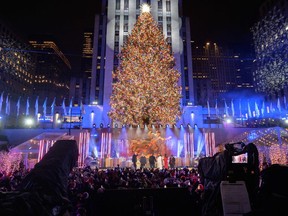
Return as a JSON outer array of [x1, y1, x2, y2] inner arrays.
[[108, 4, 182, 127], [252, 9, 288, 96]]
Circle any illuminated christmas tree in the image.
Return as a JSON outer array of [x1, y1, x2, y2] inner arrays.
[[109, 4, 182, 127]]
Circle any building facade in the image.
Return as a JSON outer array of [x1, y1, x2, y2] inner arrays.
[[0, 21, 35, 103], [29, 36, 71, 106], [0, 20, 36, 127], [191, 42, 239, 106]]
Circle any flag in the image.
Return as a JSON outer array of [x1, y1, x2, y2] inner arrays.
[[215, 99, 218, 116], [207, 100, 210, 117], [35, 96, 39, 116], [51, 97, 56, 116], [231, 99, 235, 117], [5, 95, 10, 115], [0, 92, 4, 114], [239, 99, 242, 118], [248, 101, 252, 118], [26, 97, 30, 116], [255, 101, 260, 117], [68, 97, 73, 116], [224, 100, 229, 117], [16, 96, 21, 117], [277, 97, 281, 112], [261, 101, 265, 116], [80, 100, 85, 115], [270, 102, 273, 113], [43, 97, 47, 117], [62, 98, 67, 116]]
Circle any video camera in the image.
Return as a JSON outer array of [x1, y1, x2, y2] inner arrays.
[[225, 142, 260, 201]]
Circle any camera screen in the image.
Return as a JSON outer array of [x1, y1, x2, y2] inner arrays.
[[232, 153, 248, 163]]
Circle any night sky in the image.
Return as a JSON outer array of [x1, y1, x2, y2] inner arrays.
[[1, 0, 264, 73]]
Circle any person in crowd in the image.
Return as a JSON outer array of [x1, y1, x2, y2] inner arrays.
[[132, 152, 138, 169], [163, 153, 169, 169], [157, 154, 163, 169], [149, 153, 157, 169], [140, 154, 147, 169], [169, 155, 176, 168]]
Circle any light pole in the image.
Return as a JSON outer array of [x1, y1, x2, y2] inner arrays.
[[68, 110, 72, 135]]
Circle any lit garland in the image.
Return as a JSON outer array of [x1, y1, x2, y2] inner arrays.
[[251, 6, 288, 95], [109, 10, 182, 126], [0, 151, 22, 175]]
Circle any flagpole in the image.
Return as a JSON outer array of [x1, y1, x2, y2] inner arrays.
[[69, 110, 72, 135], [68, 98, 73, 135]]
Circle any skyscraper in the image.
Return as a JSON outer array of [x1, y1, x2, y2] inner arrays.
[[29, 36, 71, 105], [90, 0, 193, 124], [191, 41, 240, 106]]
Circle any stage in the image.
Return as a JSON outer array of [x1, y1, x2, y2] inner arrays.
[[6, 126, 288, 169]]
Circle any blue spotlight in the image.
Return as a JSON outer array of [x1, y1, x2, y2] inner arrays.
[[115, 123, 118, 128], [92, 123, 96, 128], [100, 123, 103, 128]]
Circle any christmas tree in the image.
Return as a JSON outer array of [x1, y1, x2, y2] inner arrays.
[[109, 4, 182, 127]]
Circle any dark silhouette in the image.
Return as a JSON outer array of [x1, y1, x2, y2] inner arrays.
[[169, 155, 176, 168], [132, 152, 138, 169], [140, 154, 147, 169], [148, 154, 157, 168], [198, 142, 260, 216], [249, 164, 288, 215], [0, 139, 78, 216]]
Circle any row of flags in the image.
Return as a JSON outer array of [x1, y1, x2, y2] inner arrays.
[[0, 92, 86, 117], [1, 91, 287, 118], [207, 96, 287, 118]]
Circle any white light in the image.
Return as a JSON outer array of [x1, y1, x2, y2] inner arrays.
[[25, 118, 34, 126], [141, 3, 150, 13], [191, 112, 194, 118], [226, 118, 232, 124]]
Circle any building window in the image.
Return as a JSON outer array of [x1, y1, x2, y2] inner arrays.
[[116, 0, 120, 10], [166, 0, 171, 12], [167, 23, 171, 32], [124, 23, 128, 32], [136, 0, 140, 9], [158, 0, 163, 10], [115, 22, 120, 31], [124, 0, 129, 10]]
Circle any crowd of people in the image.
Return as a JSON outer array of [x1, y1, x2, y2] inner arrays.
[[1, 141, 287, 216], [0, 157, 203, 215]]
